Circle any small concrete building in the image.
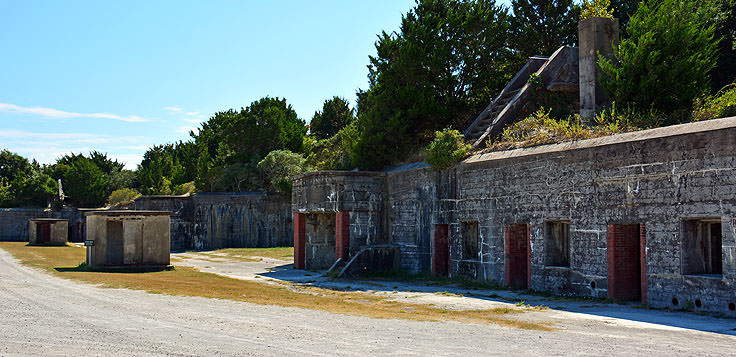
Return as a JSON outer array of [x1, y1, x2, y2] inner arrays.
[[85, 210, 170, 268], [28, 218, 68, 245]]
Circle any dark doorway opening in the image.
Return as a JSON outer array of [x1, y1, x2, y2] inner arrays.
[[505, 224, 529, 289], [36, 223, 51, 244], [433, 224, 450, 277], [607, 224, 646, 302], [106, 220, 124, 265]]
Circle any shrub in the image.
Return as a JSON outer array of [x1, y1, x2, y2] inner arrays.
[[172, 181, 196, 195], [257, 150, 309, 195], [692, 83, 736, 121], [426, 129, 472, 170], [304, 122, 359, 171], [581, 0, 613, 19], [488, 107, 633, 150], [107, 188, 141, 207]]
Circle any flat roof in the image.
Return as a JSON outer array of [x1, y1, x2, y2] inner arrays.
[[466, 115, 736, 164], [86, 210, 171, 217]]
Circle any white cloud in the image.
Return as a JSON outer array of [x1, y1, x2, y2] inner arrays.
[[0, 103, 148, 122], [185, 111, 200, 116], [163, 106, 182, 113]]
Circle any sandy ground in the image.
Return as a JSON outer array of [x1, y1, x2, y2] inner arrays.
[[1, 249, 735, 356]]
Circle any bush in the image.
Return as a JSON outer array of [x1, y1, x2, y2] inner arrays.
[[107, 188, 141, 207], [425, 129, 472, 170], [172, 181, 196, 195], [304, 122, 359, 170], [597, 0, 719, 126], [692, 83, 736, 121], [488, 107, 633, 150], [581, 0, 613, 19], [257, 150, 309, 195]]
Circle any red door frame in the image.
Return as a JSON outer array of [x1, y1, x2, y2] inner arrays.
[[607, 224, 647, 302], [505, 224, 531, 289]]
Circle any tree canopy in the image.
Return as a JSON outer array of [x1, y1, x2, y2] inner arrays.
[[192, 96, 307, 192], [354, 0, 514, 170], [510, 0, 580, 61], [598, 0, 719, 125], [309, 97, 355, 140]]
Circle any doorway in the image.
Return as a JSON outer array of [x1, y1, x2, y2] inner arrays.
[[505, 224, 529, 289], [433, 224, 450, 277], [106, 220, 124, 265], [607, 224, 646, 302]]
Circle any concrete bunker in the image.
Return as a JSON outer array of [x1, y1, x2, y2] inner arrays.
[[28, 218, 68, 245], [85, 210, 171, 268]]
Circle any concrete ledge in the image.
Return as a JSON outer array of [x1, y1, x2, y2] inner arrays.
[[466, 116, 736, 165]]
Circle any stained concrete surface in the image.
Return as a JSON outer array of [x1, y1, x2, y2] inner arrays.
[[2, 247, 736, 356]]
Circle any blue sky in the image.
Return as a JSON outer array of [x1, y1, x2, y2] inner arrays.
[[0, 1, 511, 169]]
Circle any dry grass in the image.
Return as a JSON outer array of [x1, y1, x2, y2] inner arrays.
[[177, 247, 293, 263], [0, 242, 553, 330]]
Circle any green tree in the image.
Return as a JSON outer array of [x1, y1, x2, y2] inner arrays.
[[710, 0, 736, 91], [304, 122, 359, 170], [597, 0, 719, 126], [61, 156, 110, 207], [511, 0, 580, 60], [0, 150, 57, 207], [354, 0, 514, 170], [257, 150, 309, 195], [192, 97, 306, 191], [309, 97, 355, 140]]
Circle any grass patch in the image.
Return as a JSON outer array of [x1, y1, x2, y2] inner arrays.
[[0, 243, 553, 330], [487, 107, 634, 151]]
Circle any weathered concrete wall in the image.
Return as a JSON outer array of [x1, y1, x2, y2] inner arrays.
[[291, 172, 384, 269], [130, 196, 193, 251], [292, 116, 736, 315], [127, 193, 292, 251], [191, 193, 292, 250], [0, 208, 50, 241], [579, 17, 619, 119], [86, 211, 170, 267], [0, 208, 85, 242]]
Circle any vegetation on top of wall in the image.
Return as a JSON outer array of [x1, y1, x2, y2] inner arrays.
[[581, 0, 613, 19], [692, 83, 736, 121], [486, 108, 634, 151], [425, 129, 472, 169], [304, 122, 359, 171], [107, 188, 141, 207]]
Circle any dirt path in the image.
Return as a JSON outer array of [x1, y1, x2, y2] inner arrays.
[[1, 249, 735, 356]]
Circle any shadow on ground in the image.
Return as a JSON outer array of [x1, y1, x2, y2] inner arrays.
[[260, 263, 736, 336]]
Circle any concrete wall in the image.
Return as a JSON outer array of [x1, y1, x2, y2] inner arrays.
[[291, 171, 384, 269], [129, 193, 292, 251], [0, 208, 85, 242], [86, 211, 170, 267], [292, 116, 736, 314]]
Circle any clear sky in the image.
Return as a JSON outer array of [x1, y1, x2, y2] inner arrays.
[[0, 1, 422, 169], [1, 1, 515, 170]]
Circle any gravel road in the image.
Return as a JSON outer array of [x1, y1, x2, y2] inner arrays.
[[2, 248, 736, 356]]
